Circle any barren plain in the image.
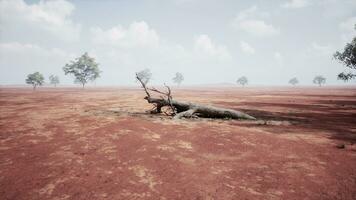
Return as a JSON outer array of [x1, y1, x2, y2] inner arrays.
[[0, 87, 355, 200]]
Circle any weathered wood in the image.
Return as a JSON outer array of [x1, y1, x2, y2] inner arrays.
[[136, 73, 256, 120], [173, 109, 197, 119], [145, 97, 256, 120]]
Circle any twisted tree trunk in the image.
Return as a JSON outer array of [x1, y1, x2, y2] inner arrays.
[[136, 74, 256, 120]]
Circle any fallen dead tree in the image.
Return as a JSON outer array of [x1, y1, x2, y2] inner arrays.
[[136, 73, 256, 120]]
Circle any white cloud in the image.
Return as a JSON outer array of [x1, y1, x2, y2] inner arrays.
[[339, 16, 356, 42], [282, 0, 310, 8], [0, 42, 73, 58], [0, 42, 76, 84], [236, 5, 270, 21], [194, 34, 230, 60], [91, 21, 160, 48], [237, 20, 280, 37], [173, 0, 196, 4], [340, 17, 356, 31], [240, 41, 255, 55], [232, 6, 279, 37], [310, 42, 333, 56], [274, 52, 283, 65], [0, 0, 80, 41]]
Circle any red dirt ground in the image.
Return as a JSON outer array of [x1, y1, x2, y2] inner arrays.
[[0, 86, 355, 200]]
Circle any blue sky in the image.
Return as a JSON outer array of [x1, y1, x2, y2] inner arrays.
[[0, 0, 355, 86]]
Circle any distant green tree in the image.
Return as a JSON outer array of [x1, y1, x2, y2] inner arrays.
[[63, 52, 101, 88], [313, 75, 326, 87], [333, 24, 356, 81], [236, 76, 248, 86], [49, 75, 60, 87], [288, 77, 299, 86], [172, 72, 184, 86], [26, 72, 44, 90], [136, 68, 152, 84]]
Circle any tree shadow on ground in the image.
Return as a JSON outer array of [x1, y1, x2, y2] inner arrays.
[[237, 102, 356, 143], [85, 100, 356, 143]]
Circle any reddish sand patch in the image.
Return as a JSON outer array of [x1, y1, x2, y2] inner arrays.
[[0, 86, 355, 200]]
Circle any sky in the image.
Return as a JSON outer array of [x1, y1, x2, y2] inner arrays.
[[0, 0, 355, 86]]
